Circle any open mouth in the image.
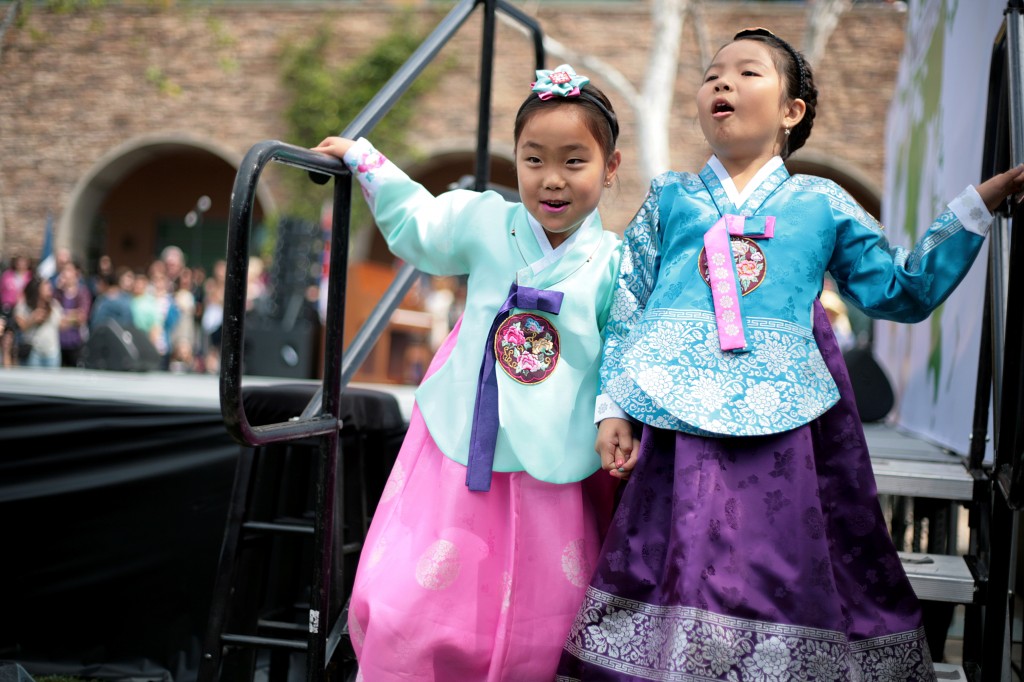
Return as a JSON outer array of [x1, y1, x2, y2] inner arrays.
[[712, 100, 734, 116], [542, 200, 569, 210]]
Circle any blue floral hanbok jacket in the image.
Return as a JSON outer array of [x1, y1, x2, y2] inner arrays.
[[600, 157, 992, 436]]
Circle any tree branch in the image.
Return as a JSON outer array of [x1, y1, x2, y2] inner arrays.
[[497, 12, 639, 103], [0, 0, 24, 61]]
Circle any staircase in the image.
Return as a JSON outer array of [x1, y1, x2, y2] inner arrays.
[[864, 422, 976, 680]]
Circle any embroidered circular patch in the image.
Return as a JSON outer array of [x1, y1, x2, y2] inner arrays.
[[699, 237, 767, 295], [493, 313, 559, 384]]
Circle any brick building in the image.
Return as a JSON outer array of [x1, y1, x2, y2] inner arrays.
[[0, 0, 906, 275], [0, 0, 909, 381]]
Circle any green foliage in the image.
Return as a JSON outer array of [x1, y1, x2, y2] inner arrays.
[[144, 64, 181, 96], [278, 10, 444, 225], [45, 0, 106, 12]]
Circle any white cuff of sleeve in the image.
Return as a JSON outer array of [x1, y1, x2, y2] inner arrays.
[[949, 184, 993, 236], [341, 137, 374, 168], [595, 393, 628, 423]]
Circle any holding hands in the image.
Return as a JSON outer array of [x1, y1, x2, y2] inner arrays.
[[596, 417, 639, 480]]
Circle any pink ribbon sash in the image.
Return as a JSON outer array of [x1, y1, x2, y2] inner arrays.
[[703, 214, 775, 352]]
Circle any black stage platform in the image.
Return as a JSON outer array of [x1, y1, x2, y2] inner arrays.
[[0, 368, 409, 681]]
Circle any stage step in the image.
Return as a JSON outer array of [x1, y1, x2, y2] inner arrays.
[[871, 458, 974, 500], [900, 552, 977, 604], [934, 662, 967, 680], [863, 423, 974, 501]]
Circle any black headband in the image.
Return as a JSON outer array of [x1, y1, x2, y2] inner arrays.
[[577, 90, 620, 143], [734, 27, 809, 101], [515, 89, 620, 145]]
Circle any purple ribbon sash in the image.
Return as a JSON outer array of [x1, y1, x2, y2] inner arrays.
[[703, 214, 775, 352], [466, 282, 564, 491]]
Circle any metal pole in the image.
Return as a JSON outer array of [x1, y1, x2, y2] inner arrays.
[[475, 0, 497, 191], [307, 174, 351, 680]]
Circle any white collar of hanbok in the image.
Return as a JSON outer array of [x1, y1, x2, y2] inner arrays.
[[708, 155, 784, 210], [525, 210, 593, 275]]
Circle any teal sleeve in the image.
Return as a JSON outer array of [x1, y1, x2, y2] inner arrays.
[[827, 186, 986, 323]]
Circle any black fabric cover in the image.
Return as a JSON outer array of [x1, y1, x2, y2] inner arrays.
[[0, 383, 405, 681], [842, 347, 896, 423]]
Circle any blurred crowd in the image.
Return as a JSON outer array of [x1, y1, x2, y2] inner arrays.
[[0, 246, 258, 374]]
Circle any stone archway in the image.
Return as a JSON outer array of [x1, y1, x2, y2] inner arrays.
[[786, 152, 882, 220], [61, 134, 276, 275]]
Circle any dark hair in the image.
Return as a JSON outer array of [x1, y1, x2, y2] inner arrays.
[[23, 276, 51, 311], [732, 30, 818, 159], [513, 83, 619, 161]]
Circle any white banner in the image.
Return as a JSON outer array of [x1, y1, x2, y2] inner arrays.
[[876, 0, 1006, 457]]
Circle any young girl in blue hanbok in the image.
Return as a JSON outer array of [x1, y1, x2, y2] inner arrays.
[[313, 66, 623, 681], [558, 28, 1024, 681]]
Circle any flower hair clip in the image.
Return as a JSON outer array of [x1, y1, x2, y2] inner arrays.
[[531, 64, 590, 100]]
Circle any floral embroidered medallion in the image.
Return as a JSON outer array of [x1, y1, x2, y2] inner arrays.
[[493, 313, 559, 384], [699, 237, 767, 295]]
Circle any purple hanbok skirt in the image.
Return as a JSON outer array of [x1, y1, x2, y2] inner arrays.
[[557, 301, 935, 681]]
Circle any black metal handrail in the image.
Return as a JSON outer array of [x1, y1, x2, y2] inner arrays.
[[211, 2, 546, 679], [220, 0, 545, 445], [972, 3, 1024, 679]]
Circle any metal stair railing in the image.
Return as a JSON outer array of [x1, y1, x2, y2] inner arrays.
[[964, 2, 1024, 679], [202, 1, 545, 680]]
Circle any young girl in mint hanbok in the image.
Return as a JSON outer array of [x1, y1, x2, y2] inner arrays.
[[313, 66, 624, 681], [558, 29, 1024, 681]]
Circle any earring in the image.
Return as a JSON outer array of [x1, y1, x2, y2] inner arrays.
[[784, 127, 791, 137], [604, 180, 613, 187]]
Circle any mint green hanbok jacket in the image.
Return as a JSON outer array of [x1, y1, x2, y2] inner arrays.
[[343, 138, 621, 483]]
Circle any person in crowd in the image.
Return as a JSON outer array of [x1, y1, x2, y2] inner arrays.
[[54, 260, 91, 367], [13, 275, 63, 368], [1, 255, 31, 314], [200, 259, 226, 374], [87, 254, 114, 300], [160, 245, 186, 290], [0, 310, 15, 367], [820, 285, 856, 352], [48, 247, 74, 287], [90, 268, 135, 331], [151, 270, 180, 368], [168, 336, 196, 374], [558, 28, 1024, 681], [312, 64, 623, 680], [171, 266, 197, 357], [130, 272, 163, 355]]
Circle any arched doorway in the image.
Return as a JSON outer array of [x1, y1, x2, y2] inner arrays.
[[786, 152, 882, 220], [61, 134, 275, 276]]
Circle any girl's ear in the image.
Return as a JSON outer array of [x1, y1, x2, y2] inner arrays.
[[783, 97, 807, 130], [604, 149, 623, 186]]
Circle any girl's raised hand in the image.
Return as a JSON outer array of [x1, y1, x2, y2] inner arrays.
[[976, 163, 1024, 212], [311, 136, 357, 159]]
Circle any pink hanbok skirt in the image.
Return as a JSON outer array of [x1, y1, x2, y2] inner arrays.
[[349, 319, 616, 681]]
